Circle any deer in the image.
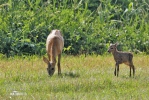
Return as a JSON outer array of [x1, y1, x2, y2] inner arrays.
[[108, 43, 135, 77], [43, 29, 64, 76]]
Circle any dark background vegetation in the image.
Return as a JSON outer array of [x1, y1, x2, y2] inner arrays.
[[0, 0, 149, 57]]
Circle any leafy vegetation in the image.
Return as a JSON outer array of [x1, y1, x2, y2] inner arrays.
[[0, 55, 149, 99], [0, 0, 149, 57]]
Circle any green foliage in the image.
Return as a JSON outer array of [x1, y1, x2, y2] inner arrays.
[[0, 0, 149, 57]]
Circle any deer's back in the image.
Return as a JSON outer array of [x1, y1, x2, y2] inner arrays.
[[46, 30, 64, 55], [114, 51, 133, 64]]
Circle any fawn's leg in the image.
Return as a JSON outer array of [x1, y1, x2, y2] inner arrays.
[[133, 65, 135, 77], [114, 64, 117, 76], [131, 64, 135, 77], [129, 61, 135, 77], [117, 64, 119, 77], [115, 63, 119, 77], [130, 66, 132, 77], [57, 54, 61, 75]]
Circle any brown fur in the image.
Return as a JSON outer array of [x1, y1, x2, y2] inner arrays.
[[43, 30, 64, 76], [108, 43, 135, 77]]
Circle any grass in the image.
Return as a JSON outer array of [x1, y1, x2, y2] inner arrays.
[[0, 54, 149, 100]]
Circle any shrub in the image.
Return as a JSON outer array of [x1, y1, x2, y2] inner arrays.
[[0, 0, 149, 57]]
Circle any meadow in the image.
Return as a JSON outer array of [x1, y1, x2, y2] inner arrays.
[[0, 54, 149, 100], [1, 1, 149, 99]]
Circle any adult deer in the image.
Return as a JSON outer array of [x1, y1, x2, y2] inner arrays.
[[43, 30, 64, 76]]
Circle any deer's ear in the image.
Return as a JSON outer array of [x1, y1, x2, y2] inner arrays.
[[115, 42, 119, 46], [43, 56, 49, 65], [110, 43, 113, 46]]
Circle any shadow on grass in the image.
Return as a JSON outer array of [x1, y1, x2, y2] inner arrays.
[[46, 71, 80, 78], [62, 71, 80, 78], [121, 75, 139, 80]]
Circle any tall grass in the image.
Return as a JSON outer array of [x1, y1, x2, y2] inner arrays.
[[0, 54, 149, 99]]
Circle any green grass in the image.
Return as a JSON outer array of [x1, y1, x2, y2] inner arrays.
[[0, 54, 149, 100]]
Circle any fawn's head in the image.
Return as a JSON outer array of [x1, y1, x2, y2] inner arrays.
[[108, 43, 118, 53], [43, 56, 55, 76]]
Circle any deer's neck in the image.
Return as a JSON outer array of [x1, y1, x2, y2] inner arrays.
[[112, 49, 119, 56], [50, 46, 56, 64]]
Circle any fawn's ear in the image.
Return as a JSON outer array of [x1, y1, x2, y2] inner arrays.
[[43, 56, 49, 65], [110, 43, 113, 46], [115, 42, 119, 46]]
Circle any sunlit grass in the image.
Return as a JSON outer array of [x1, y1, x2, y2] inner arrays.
[[0, 54, 149, 99]]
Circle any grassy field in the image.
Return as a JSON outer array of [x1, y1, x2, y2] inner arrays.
[[0, 54, 149, 100]]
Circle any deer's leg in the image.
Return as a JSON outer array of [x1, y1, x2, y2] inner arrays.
[[130, 66, 132, 77], [115, 62, 119, 77], [114, 63, 116, 76], [117, 64, 119, 77], [132, 65, 135, 77], [130, 64, 135, 77], [57, 54, 61, 75], [129, 61, 135, 77]]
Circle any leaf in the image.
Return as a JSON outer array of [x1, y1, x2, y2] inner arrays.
[[128, 2, 133, 10]]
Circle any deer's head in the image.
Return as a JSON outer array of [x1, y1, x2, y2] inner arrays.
[[108, 43, 118, 53], [43, 56, 55, 76]]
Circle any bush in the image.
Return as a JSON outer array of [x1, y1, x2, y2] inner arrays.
[[0, 0, 149, 57]]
